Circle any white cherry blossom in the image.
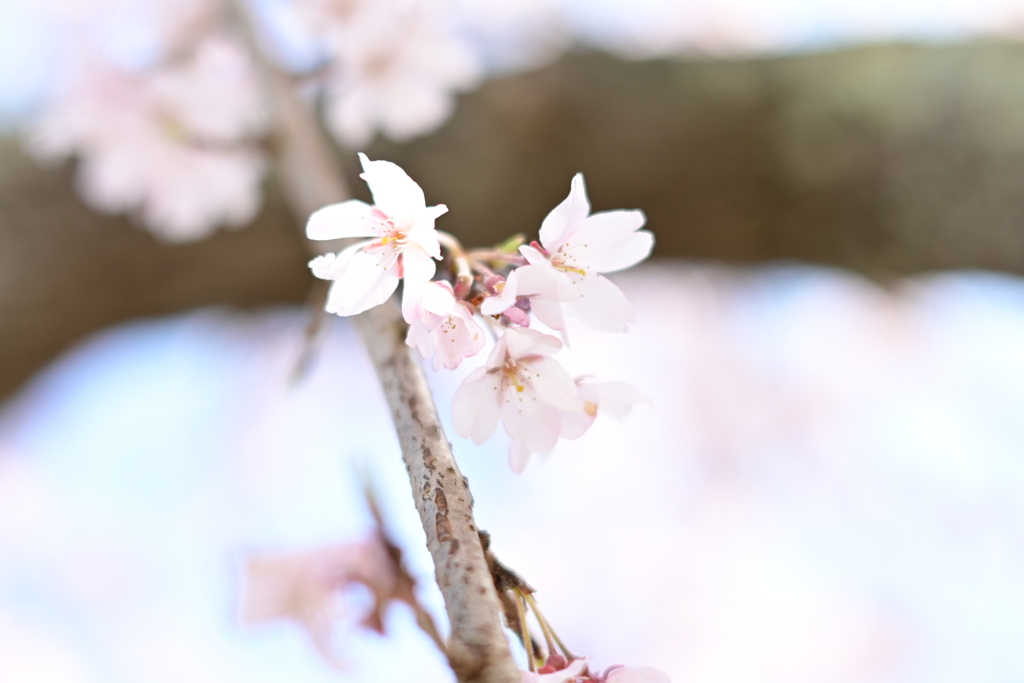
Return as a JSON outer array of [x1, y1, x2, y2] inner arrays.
[[487, 174, 653, 334], [307, 154, 447, 318], [406, 280, 485, 370], [452, 327, 579, 472]]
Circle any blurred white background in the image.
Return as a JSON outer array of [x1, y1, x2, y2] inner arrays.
[[3, 1, 1024, 681], [3, 265, 1024, 681]]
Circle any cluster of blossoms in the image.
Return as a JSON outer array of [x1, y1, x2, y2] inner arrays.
[[27, 0, 480, 240], [27, 0, 270, 241], [308, 154, 653, 471]]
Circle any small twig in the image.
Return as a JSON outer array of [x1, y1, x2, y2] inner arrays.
[[522, 592, 557, 661], [513, 588, 537, 673], [289, 279, 331, 384], [467, 250, 527, 268], [437, 231, 474, 299]]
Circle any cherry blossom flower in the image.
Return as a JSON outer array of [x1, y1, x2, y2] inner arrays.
[[26, 37, 268, 241], [307, 154, 447, 318], [559, 378, 651, 441], [406, 280, 485, 370], [452, 327, 579, 472], [486, 174, 653, 334], [295, 0, 481, 147], [240, 535, 418, 667]]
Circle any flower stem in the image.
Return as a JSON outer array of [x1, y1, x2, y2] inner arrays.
[[513, 588, 537, 673], [522, 592, 557, 661], [437, 231, 474, 299]]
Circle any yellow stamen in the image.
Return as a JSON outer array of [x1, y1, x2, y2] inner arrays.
[[554, 264, 586, 276]]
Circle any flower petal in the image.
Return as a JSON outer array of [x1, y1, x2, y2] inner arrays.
[[500, 383, 562, 456], [358, 153, 426, 226], [578, 230, 654, 274], [319, 243, 401, 316], [530, 298, 567, 334], [538, 173, 590, 252], [519, 244, 549, 266], [515, 264, 578, 302], [409, 204, 446, 259], [564, 274, 635, 332], [305, 199, 377, 240], [400, 248, 439, 322], [502, 327, 562, 359], [508, 440, 533, 474], [480, 270, 519, 315], [606, 666, 673, 683], [522, 356, 579, 409], [572, 209, 647, 249], [452, 368, 501, 444], [419, 280, 457, 316], [578, 381, 651, 419]]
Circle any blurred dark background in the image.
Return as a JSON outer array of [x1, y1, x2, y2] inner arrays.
[[5, 41, 1024, 399]]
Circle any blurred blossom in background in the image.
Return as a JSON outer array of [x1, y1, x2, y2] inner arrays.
[[2, 0, 1024, 682]]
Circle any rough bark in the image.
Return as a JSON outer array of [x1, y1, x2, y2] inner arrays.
[[231, 6, 520, 681], [352, 305, 519, 682]]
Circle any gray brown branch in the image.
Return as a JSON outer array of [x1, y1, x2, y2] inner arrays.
[[229, 3, 520, 681]]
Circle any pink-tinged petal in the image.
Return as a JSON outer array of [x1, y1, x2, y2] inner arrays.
[[578, 381, 651, 419], [577, 230, 654, 274], [508, 439, 533, 474], [305, 199, 377, 240], [418, 280, 457, 316], [452, 368, 501, 444], [400, 248, 438, 322], [515, 265, 578, 302], [539, 173, 590, 251], [522, 356, 579, 409], [503, 327, 562, 359], [519, 244, 549, 266], [480, 269, 519, 315], [530, 298, 567, 333], [358, 153, 426, 225], [320, 244, 401, 316], [559, 408, 595, 440], [480, 289, 515, 316], [520, 658, 590, 682], [428, 302, 485, 371], [564, 274, 635, 332], [406, 314, 440, 364], [500, 383, 562, 456], [605, 666, 672, 683], [483, 332, 511, 370]]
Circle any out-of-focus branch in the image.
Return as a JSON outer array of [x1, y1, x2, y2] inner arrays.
[[228, 3, 520, 681]]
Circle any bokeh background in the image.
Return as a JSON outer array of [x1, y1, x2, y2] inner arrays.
[[3, 1, 1024, 681]]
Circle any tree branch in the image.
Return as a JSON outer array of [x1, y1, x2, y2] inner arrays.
[[229, 4, 520, 681]]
